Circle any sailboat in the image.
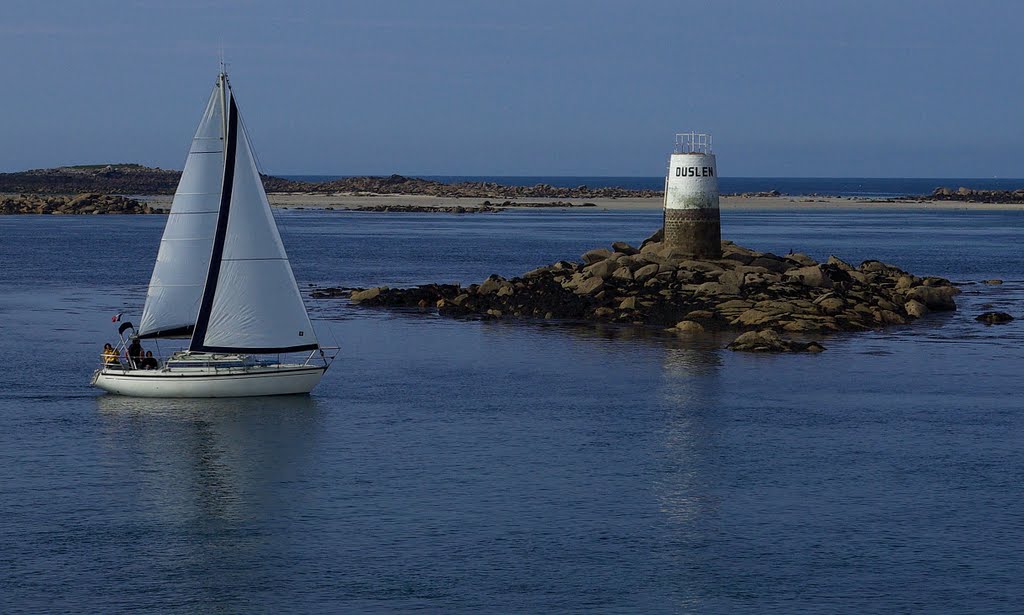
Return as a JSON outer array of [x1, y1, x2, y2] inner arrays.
[[92, 71, 333, 397]]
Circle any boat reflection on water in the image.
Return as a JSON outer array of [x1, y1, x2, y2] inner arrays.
[[95, 394, 324, 523]]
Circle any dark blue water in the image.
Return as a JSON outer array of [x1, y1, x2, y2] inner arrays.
[[283, 175, 1024, 198], [1, 209, 1023, 613]]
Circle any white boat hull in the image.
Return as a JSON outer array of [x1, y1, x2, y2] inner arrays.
[[92, 365, 326, 398]]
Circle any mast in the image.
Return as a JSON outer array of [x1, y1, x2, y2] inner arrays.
[[189, 74, 238, 352]]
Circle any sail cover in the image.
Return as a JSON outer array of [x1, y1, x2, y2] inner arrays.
[[189, 92, 318, 353], [138, 83, 224, 338]]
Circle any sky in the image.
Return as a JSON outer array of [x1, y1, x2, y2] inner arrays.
[[1, 0, 1023, 177]]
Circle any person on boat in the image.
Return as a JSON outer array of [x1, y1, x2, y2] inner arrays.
[[101, 343, 120, 367], [127, 337, 144, 369], [140, 351, 159, 370]]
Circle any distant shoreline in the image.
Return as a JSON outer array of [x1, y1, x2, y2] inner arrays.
[[6, 192, 1024, 215], [132, 193, 1024, 213], [4, 164, 1024, 204], [4, 164, 1024, 214]]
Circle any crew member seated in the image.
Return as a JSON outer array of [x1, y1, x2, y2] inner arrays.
[[140, 351, 159, 370], [101, 343, 120, 367]]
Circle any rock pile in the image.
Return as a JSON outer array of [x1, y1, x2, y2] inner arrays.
[[928, 187, 1024, 203], [478, 200, 597, 208], [349, 204, 504, 214], [0, 193, 156, 215], [271, 174, 657, 199], [321, 229, 961, 351], [729, 190, 782, 197], [343, 201, 597, 213], [727, 330, 825, 353]]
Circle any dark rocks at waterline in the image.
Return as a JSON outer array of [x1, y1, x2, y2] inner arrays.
[[727, 190, 782, 198], [329, 230, 962, 351], [976, 311, 1014, 325], [727, 330, 825, 353], [0, 193, 157, 215], [343, 200, 598, 214], [349, 204, 504, 214], [479, 200, 598, 209], [929, 187, 1024, 203]]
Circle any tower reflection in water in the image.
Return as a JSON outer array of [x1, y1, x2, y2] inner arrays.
[[657, 336, 724, 526]]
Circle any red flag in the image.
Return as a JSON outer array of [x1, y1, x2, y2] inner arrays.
[[112, 312, 122, 323]]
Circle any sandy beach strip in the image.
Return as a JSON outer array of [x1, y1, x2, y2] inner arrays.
[[133, 193, 1024, 212]]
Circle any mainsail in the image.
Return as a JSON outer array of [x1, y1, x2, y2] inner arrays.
[[138, 82, 224, 338], [139, 73, 317, 353]]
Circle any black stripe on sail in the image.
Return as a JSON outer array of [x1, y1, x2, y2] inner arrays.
[[138, 324, 195, 339], [190, 89, 238, 352], [194, 343, 320, 354]]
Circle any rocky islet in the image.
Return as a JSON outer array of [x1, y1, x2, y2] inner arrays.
[[0, 193, 155, 215], [321, 229, 963, 352]]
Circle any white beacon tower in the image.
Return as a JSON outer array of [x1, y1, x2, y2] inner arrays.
[[663, 132, 721, 259]]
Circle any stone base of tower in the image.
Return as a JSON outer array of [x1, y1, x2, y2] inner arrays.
[[664, 208, 722, 259]]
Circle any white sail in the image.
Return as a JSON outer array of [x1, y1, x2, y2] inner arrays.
[[190, 91, 318, 353], [138, 83, 225, 337]]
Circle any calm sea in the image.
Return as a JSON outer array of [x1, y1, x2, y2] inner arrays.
[[284, 175, 1024, 198], [1, 207, 1023, 613]]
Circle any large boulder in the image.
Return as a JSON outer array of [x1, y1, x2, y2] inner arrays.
[[640, 228, 664, 249], [748, 255, 792, 274], [478, 274, 509, 295], [906, 285, 958, 311], [696, 281, 738, 296], [732, 308, 788, 327], [612, 267, 634, 281], [976, 311, 1014, 325], [611, 241, 639, 255], [785, 253, 818, 267], [826, 255, 854, 271], [615, 255, 644, 271], [786, 265, 832, 288], [816, 296, 846, 315], [574, 276, 604, 295], [584, 259, 620, 279], [727, 329, 825, 353], [350, 287, 385, 302], [640, 241, 664, 255], [677, 260, 726, 275], [632, 263, 660, 283], [582, 248, 612, 264], [673, 320, 705, 333], [904, 299, 928, 319]]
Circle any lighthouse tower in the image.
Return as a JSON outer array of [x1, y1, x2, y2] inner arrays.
[[663, 132, 721, 259]]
